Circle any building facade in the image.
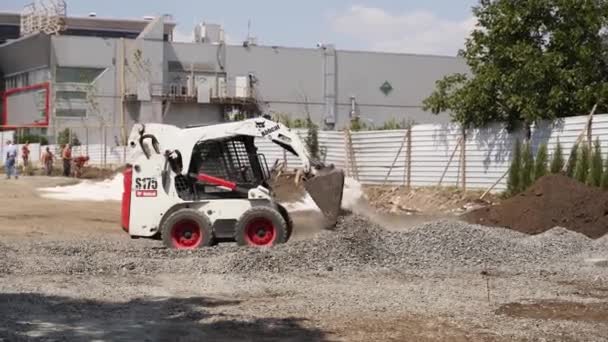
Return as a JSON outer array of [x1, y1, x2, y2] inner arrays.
[[0, 12, 468, 144]]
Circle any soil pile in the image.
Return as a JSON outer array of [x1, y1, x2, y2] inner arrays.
[[463, 174, 608, 239]]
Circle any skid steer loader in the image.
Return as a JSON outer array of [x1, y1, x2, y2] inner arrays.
[[121, 117, 345, 249]]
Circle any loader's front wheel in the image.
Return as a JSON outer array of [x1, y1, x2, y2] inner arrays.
[[161, 209, 213, 250], [235, 207, 288, 247]]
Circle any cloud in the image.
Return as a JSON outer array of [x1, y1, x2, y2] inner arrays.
[[330, 5, 476, 56]]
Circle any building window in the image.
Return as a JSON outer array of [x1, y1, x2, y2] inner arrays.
[[56, 108, 87, 118], [56, 90, 87, 100], [56, 67, 105, 84]]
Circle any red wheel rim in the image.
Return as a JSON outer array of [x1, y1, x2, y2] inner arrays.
[[170, 219, 203, 249], [244, 218, 276, 246]]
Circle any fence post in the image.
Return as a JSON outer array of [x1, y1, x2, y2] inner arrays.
[[85, 126, 89, 157], [283, 149, 287, 168], [383, 129, 408, 186], [460, 127, 467, 191], [102, 126, 107, 168], [343, 129, 359, 181], [343, 129, 350, 178], [405, 128, 412, 189]]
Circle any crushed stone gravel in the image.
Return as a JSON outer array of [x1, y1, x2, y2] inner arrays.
[[0, 215, 600, 277]]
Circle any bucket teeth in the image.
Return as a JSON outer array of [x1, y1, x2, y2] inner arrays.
[[304, 168, 345, 228]]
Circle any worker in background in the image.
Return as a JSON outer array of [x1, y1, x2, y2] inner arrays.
[[21, 141, 30, 167], [61, 143, 72, 177], [4, 140, 18, 180], [41, 146, 54, 176], [72, 155, 89, 178]]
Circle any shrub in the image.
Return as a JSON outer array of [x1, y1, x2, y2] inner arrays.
[[15, 134, 48, 145], [349, 117, 369, 131], [588, 137, 603, 187], [566, 142, 579, 178], [305, 115, 320, 160], [520, 142, 534, 190], [550, 138, 564, 174], [507, 140, 522, 195], [534, 143, 548, 180], [57, 128, 81, 146], [574, 143, 590, 184]]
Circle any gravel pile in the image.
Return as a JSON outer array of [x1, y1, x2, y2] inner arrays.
[[0, 214, 598, 277]]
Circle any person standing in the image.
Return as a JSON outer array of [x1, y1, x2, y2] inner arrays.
[[4, 140, 18, 180], [61, 143, 72, 177], [21, 141, 30, 167], [41, 146, 54, 176]]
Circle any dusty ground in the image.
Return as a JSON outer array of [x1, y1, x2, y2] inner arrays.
[[364, 184, 497, 215], [1, 177, 607, 341]]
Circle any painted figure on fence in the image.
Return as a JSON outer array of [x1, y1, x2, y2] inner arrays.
[[61, 144, 72, 177], [41, 146, 54, 176], [21, 142, 30, 167], [4, 140, 19, 180], [72, 155, 89, 178]]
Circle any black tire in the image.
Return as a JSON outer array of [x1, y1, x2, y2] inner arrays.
[[161, 209, 214, 249], [235, 206, 288, 247], [276, 204, 294, 241]]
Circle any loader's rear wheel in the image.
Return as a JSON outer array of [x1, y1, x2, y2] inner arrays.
[[161, 209, 213, 249], [235, 207, 288, 247]]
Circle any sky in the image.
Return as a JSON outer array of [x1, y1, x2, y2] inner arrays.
[[4, 0, 479, 56]]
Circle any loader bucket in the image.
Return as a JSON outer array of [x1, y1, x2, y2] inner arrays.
[[304, 167, 345, 228]]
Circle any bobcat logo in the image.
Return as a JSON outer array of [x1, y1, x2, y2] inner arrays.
[[255, 121, 265, 129]]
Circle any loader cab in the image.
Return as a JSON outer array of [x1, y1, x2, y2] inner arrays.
[[173, 135, 271, 201]]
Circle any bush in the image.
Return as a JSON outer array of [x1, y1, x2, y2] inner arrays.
[[566, 142, 579, 178], [588, 137, 603, 187], [305, 115, 320, 160], [349, 117, 369, 131], [507, 140, 522, 195], [534, 143, 548, 180], [520, 142, 534, 190], [574, 143, 590, 184], [550, 138, 564, 174], [15, 134, 48, 145], [57, 128, 81, 146]]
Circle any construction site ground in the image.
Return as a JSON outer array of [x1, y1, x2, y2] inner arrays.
[[1, 177, 607, 341]]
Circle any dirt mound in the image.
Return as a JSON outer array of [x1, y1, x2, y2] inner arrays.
[[364, 185, 496, 215], [463, 174, 608, 239]]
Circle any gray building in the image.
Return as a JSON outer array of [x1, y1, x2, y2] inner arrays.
[[0, 12, 468, 144]]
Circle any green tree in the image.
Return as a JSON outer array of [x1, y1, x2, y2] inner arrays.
[[507, 140, 522, 195], [305, 115, 320, 160], [588, 137, 603, 186], [534, 143, 548, 180], [566, 142, 579, 178], [550, 138, 564, 174], [521, 142, 534, 190], [574, 143, 590, 184], [57, 128, 81, 146], [423, 1, 608, 130]]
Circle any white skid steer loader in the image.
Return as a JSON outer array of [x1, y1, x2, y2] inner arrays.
[[121, 117, 345, 249]]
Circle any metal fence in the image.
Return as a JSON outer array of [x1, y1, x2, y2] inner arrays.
[[255, 113, 608, 192], [2, 113, 607, 192]]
